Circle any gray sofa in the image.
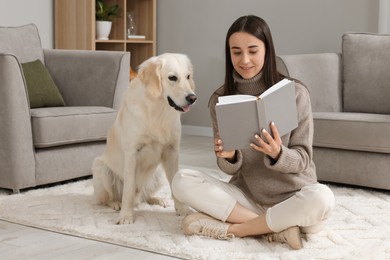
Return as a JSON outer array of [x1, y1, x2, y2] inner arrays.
[[277, 33, 390, 190], [0, 24, 130, 193]]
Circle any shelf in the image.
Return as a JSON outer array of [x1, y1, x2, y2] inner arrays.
[[55, 0, 156, 69], [95, 40, 126, 43], [126, 40, 154, 43]]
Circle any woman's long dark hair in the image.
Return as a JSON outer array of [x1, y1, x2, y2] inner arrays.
[[222, 15, 284, 95]]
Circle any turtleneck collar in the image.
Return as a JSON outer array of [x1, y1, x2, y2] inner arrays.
[[233, 70, 267, 96]]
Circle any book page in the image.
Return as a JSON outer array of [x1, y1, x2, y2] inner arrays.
[[259, 78, 292, 99], [217, 94, 257, 105]]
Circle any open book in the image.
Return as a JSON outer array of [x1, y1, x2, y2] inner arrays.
[[215, 78, 298, 150]]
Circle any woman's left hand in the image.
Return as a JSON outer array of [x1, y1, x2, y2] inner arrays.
[[250, 122, 282, 160]]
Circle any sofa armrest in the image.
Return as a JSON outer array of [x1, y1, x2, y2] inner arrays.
[[0, 54, 35, 190], [277, 53, 342, 113], [43, 49, 130, 109]]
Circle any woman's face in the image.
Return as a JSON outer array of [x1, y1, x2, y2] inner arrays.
[[229, 32, 266, 79]]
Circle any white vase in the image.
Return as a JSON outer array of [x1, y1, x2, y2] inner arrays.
[[96, 21, 112, 40]]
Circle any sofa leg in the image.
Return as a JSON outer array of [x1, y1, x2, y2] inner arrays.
[[12, 189, 20, 194]]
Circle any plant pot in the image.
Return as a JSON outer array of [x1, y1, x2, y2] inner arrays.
[[96, 21, 112, 40]]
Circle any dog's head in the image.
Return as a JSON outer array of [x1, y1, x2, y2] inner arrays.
[[137, 53, 197, 113]]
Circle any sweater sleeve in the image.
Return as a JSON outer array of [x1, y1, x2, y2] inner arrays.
[[264, 83, 314, 173], [217, 150, 243, 175]]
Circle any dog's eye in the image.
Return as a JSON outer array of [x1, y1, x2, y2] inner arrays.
[[187, 74, 190, 80], [168, 75, 178, 82]]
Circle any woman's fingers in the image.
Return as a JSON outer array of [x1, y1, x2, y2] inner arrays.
[[250, 123, 281, 159]]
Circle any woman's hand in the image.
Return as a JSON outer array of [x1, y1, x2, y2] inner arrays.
[[214, 136, 236, 160], [250, 122, 282, 160]]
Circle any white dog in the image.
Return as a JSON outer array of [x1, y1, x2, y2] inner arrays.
[[92, 53, 197, 224]]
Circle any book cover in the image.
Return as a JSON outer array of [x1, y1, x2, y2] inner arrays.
[[215, 78, 298, 150]]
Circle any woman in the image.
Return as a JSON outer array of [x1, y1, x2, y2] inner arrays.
[[171, 15, 335, 250]]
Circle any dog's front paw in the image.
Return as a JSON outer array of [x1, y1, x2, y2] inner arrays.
[[116, 212, 134, 224], [147, 197, 167, 207], [108, 201, 121, 211]]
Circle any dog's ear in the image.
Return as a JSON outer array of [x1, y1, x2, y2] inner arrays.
[[138, 57, 163, 98], [187, 59, 196, 91]]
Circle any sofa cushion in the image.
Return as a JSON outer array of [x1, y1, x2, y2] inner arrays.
[[342, 33, 390, 114], [0, 24, 44, 64], [31, 106, 116, 148], [313, 112, 390, 153], [21, 59, 65, 108], [277, 53, 342, 113]]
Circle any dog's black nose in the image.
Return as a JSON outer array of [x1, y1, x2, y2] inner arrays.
[[186, 94, 197, 105]]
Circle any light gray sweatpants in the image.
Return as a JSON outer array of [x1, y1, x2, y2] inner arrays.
[[172, 169, 335, 233]]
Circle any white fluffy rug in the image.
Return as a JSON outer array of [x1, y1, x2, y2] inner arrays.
[[0, 166, 389, 260]]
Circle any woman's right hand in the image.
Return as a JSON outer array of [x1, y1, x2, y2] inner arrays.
[[214, 136, 236, 160]]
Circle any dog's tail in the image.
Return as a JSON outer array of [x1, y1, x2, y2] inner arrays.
[[92, 157, 122, 204]]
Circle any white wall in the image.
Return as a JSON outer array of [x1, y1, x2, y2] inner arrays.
[[157, 0, 379, 131], [0, 0, 53, 48]]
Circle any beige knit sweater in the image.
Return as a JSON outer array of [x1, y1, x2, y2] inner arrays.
[[209, 72, 318, 206]]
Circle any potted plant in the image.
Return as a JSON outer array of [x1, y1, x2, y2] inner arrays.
[[95, 0, 120, 40]]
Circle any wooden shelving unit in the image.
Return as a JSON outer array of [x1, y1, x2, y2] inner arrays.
[[54, 0, 156, 69]]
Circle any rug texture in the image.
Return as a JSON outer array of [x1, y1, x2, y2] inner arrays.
[[0, 166, 389, 260]]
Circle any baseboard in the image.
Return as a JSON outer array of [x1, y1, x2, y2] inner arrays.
[[182, 125, 213, 137]]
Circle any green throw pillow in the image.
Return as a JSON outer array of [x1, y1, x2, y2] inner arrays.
[[21, 59, 65, 108]]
